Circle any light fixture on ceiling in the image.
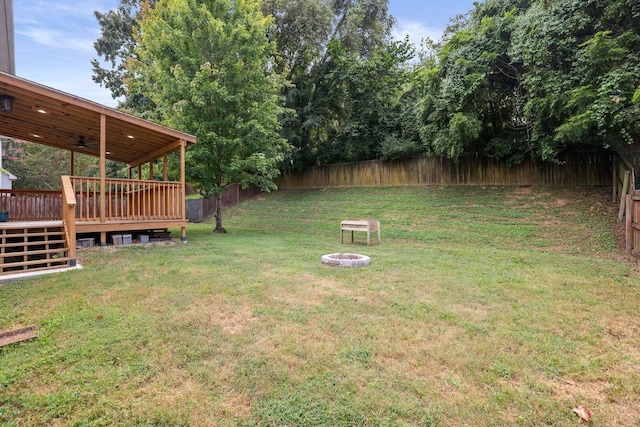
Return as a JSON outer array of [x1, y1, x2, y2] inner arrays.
[[0, 95, 14, 113], [77, 136, 87, 148]]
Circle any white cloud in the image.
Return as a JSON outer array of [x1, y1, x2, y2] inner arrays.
[[17, 28, 97, 53], [392, 20, 443, 46], [13, 0, 120, 107]]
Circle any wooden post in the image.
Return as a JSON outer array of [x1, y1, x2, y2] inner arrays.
[[626, 194, 633, 258], [149, 160, 154, 180], [180, 139, 187, 242], [61, 176, 77, 264], [70, 150, 75, 176], [618, 171, 630, 221], [100, 114, 106, 224]]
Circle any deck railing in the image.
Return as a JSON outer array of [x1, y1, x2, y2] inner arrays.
[[0, 177, 184, 223], [0, 189, 63, 221], [69, 176, 184, 222]]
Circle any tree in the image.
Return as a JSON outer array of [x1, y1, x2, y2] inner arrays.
[[419, 0, 533, 162], [127, 0, 290, 233], [416, 0, 640, 163], [3, 141, 105, 190], [94, 0, 398, 170], [311, 38, 415, 164], [261, 0, 396, 168], [553, 0, 640, 154], [92, 0, 158, 112]]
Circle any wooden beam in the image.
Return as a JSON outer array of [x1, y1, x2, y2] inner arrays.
[[100, 114, 106, 224], [0, 325, 38, 347], [180, 139, 187, 242], [626, 194, 633, 258], [129, 139, 185, 168], [61, 175, 77, 264], [180, 139, 186, 217], [619, 171, 630, 221]]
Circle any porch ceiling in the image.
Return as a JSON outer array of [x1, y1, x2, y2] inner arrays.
[[0, 72, 196, 166]]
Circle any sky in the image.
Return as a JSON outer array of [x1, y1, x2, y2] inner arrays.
[[13, 0, 478, 108]]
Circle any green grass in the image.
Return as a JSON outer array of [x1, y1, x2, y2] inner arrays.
[[1, 186, 638, 426]]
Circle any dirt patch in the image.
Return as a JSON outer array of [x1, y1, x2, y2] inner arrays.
[[268, 274, 342, 307], [512, 187, 533, 195], [172, 299, 256, 334]]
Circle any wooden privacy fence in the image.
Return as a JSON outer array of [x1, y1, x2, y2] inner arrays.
[[186, 184, 262, 223], [186, 196, 216, 223], [277, 153, 612, 189], [615, 153, 640, 261], [626, 191, 640, 259], [0, 189, 63, 221]]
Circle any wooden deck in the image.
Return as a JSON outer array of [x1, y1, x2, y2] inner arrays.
[[0, 71, 195, 277], [0, 175, 188, 276]]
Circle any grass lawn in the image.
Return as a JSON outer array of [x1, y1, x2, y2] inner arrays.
[[1, 186, 638, 426]]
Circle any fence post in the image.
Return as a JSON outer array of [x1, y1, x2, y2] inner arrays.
[[618, 171, 630, 221], [626, 194, 633, 258]]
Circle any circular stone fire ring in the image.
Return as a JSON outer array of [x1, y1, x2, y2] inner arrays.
[[321, 253, 371, 267]]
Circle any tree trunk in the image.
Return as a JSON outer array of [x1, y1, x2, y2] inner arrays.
[[213, 192, 226, 233]]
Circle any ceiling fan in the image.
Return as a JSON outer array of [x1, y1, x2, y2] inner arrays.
[[76, 136, 112, 156], [76, 135, 98, 149]]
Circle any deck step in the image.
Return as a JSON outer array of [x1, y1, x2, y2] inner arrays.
[[2, 239, 67, 249], [0, 223, 70, 275], [0, 231, 66, 239], [1, 247, 69, 258]]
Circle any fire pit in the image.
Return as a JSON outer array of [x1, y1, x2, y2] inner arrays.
[[321, 253, 370, 267]]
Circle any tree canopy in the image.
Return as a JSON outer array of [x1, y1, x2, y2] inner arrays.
[[261, 0, 398, 169], [90, 0, 640, 178], [92, 0, 158, 112], [418, 0, 640, 163], [126, 0, 290, 232]]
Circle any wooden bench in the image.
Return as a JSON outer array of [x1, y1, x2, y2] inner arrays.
[[340, 220, 380, 246]]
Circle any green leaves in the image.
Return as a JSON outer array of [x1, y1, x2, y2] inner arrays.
[[417, 0, 640, 162], [263, 0, 396, 169], [128, 0, 290, 231]]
